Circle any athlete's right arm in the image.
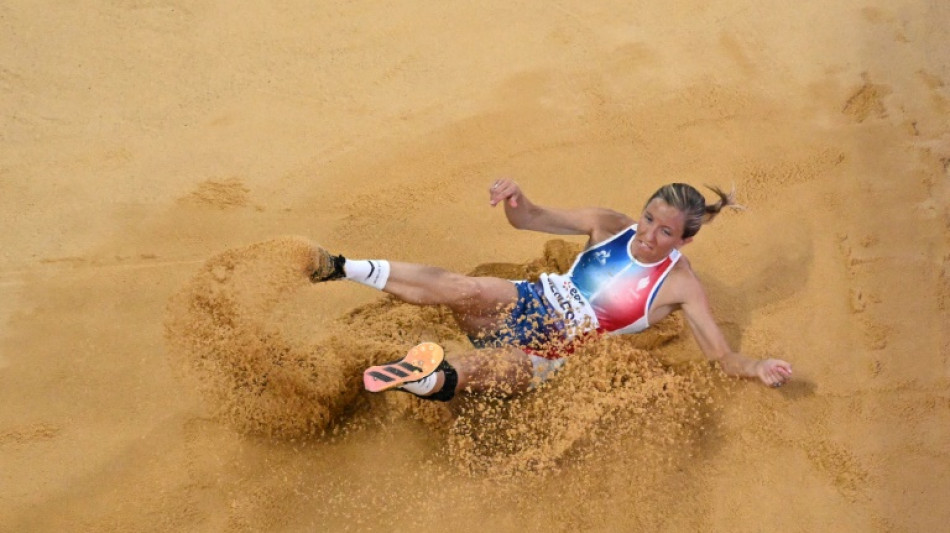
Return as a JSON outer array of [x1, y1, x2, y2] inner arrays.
[[488, 178, 633, 241]]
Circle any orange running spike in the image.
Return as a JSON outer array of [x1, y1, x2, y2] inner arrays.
[[362, 342, 445, 392]]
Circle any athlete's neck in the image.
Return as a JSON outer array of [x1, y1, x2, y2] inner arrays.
[[630, 243, 672, 265]]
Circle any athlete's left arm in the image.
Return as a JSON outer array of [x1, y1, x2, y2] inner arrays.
[[675, 269, 793, 388]]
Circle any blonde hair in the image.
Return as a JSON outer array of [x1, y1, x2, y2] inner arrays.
[[645, 183, 739, 238]]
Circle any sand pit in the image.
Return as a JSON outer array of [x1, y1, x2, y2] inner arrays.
[[2, 1, 949, 531]]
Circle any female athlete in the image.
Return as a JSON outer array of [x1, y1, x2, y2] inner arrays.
[[308, 179, 792, 401]]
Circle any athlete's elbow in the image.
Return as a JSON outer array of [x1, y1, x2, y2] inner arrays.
[[507, 205, 541, 230], [507, 214, 529, 230]]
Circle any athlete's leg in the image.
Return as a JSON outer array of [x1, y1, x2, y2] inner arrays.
[[410, 346, 534, 400], [310, 244, 533, 398], [383, 262, 518, 335], [308, 244, 518, 336], [452, 346, 534, 394]]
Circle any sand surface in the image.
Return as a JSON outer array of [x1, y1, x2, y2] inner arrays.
[[2, 1, 949, 531]]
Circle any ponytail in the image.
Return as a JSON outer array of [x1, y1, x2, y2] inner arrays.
[[701, 184, 742, 225]]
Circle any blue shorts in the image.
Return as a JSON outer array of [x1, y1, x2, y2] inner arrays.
[[468, 280, 570, 359]]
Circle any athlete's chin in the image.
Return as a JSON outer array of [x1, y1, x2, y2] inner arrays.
[[633, 243, 657, 262], [633, 248, 670, 263]]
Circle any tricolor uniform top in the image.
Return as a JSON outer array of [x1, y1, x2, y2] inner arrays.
[[539, 224, 682, 337]]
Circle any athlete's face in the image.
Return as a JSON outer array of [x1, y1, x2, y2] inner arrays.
[[633, 198, 692, 262]]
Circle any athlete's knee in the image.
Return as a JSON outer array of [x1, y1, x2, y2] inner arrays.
[[392, 265, 467, 305], [437, 272, 484, 307], [403, 269, 497, 312]]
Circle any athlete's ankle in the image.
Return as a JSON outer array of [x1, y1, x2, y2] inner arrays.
[[343, 259, 391, 290], [400, 370, 444, 396], [412, 361, 458, 402]]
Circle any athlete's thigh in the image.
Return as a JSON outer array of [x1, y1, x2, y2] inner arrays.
[[452, 276, 519, 332]]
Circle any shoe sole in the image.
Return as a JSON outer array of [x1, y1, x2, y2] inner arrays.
[[363, 342, 445, 392], [308, 245, 335, 282]]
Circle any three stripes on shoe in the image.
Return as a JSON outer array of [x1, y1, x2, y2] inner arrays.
[[362, 342, 445, 393], [365, 360, 424, 383]]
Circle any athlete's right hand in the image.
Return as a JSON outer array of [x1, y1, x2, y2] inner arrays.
[[489, 178, 523, 208], [755, 358, 793, 388]]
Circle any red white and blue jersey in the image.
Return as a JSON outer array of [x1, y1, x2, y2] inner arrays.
[[539, 224, 681, 337]]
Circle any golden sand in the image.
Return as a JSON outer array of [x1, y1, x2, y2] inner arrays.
[[2, 1, 948, 531]]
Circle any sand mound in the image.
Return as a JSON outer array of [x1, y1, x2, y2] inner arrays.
[[163, 236, 370, 437], [439, 336, 721, 477]]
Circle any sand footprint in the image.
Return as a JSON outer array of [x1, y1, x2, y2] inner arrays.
[[178, 177, 260, 210], [860, 6, 912, 43], [842, 76, 892, 123], [804, 437, 870, 502], [739, 149, 846, 205], [0, 423, 61, 445], [836, 234, 892, 357]]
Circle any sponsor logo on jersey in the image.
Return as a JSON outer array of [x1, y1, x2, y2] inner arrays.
[[636, 276, 650, 292], [546, 277, 575, 321]]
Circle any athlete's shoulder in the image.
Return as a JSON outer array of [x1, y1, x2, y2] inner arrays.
[[588, 211, 636, 245], [672, 252, 692, 269], [663, 255, 705, 303]]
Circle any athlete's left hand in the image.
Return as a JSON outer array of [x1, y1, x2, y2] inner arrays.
[[755, 359, 793, 388]]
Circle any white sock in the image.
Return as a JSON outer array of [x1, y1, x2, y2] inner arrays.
[[400, 372, 440, 395], [344, 259, 390, 290]]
